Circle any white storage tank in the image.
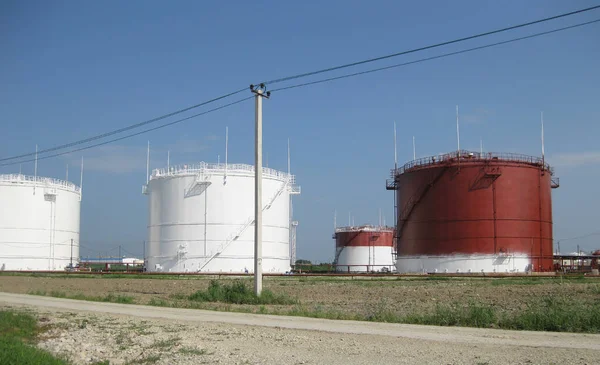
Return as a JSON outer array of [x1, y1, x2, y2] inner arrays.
[[143, 162, 300, 273], [333, 225, 395, 273], [0, 174, 81, 271]]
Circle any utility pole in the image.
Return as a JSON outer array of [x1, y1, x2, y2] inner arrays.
[[70, 239, 73, 268], [119, 245, 122, 260], [250, 84, 270, 296]]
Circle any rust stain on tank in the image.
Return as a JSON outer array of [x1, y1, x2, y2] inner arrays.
[[387, 151, 558, 272]]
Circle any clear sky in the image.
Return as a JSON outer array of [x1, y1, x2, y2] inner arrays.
[[1, 0, 599, 261]]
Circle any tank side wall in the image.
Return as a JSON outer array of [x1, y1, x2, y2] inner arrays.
[[0, 184, 81, 271], [335, 231, 394, 272], [396, 161, 554, 273], [336, 246, 395, 272], [147, 173, 291, 273]]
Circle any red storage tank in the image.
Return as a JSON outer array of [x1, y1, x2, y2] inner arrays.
[[333, 226, 395, 273], [386, 151, 559, 273]]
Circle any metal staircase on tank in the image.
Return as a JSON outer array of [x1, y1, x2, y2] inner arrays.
[[333, 247, 344, 267], [332, 229, 364, 267], [396, 166, 449, 241], [386, 170, 399, 260], [184, 172, 212, 198], [197, 176, 295, 271], [469, 160, 502, 191]]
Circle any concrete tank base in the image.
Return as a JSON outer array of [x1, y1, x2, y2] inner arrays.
[[396, 253, 533, 274]]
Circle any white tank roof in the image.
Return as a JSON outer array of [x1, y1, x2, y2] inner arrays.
[[150, 162, 295, 183], [0, 174, 80, 194]]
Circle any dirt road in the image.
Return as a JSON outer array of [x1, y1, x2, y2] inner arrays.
[[1, 292, 599, 364]]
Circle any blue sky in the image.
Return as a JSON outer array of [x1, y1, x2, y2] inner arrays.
[[1, 0, 599, 261]]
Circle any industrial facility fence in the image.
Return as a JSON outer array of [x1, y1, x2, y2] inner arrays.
[[390, 150, 554, 178], [0, 174, 80, 193], [151, 162, 296, 183]]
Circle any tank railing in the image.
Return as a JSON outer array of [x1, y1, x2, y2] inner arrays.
[[390, 150, 554, 176], [334, 225, 395, 233], [0, 174, 81, 193], [151, 162, 295, 182], [289, 184, 301, 194]]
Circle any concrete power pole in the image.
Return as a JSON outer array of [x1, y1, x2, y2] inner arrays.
[[251, 84, 270, 296]]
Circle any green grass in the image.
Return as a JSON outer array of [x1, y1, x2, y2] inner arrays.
[[127, 354, 161, 364], [0, 310, 69, 365], [499, 297, 600, 332], [147, 298, 171, 307], [178, 347, 213, 356], [188, 280, 298, 305], [151, 337, 181, 349], [402, 302, 498, 328], [286, 305, 359, 321], [367, 297, 600, 333], [30, 290, 135, 304], [103, 294, 135, 304]]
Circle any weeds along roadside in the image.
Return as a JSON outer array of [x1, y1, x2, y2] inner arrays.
[[26, 278, 600, 334], [0, 310, 68, 365]]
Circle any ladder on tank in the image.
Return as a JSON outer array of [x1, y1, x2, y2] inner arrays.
[[396, 166, 449, 240], [197, 177, 293, 271], [332, 229, 364, 267], [469, 159, 502, 191], [333, 247, 344, 268]]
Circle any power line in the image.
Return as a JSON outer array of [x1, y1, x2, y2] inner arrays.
[[2, 6, 598, 165], [271, 19, 600, 93], [120, 247, 139, 257], [0, 96, 253, 167], [557, 232, 600, 242], [260, 5, 600, 86], [0, 87, 247, 163]]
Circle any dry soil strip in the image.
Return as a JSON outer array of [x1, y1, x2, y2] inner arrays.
[[1, 292, 599, 350]]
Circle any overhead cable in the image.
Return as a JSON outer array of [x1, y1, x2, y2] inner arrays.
[[271, 19, 600, 93], [0, 88, 248, 162], [261, 5, 600, 85], [2, 6, 599, 164], [0, 96, 253, 167], [557, 232, 600, 242]]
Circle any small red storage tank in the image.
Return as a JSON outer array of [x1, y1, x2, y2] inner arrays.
[[333, 226, 395, 273]]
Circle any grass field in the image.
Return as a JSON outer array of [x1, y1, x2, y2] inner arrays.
[[0, 310, 68, 365], [2, 273, 600, 333]]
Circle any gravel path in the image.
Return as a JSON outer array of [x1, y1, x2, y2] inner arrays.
[[2, 292, 599, 365]]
